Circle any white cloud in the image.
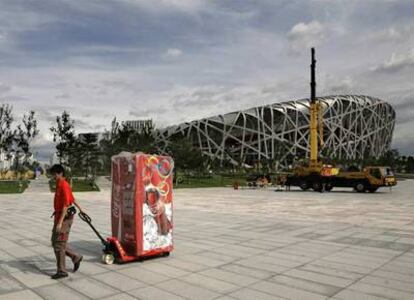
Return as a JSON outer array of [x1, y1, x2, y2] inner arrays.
[[162, 48, 183, 59], [126, 0, 206, 14], [321, 76, 355, 95], [372, 49, 414, 72], [370, 25, 414, 43], [287, 21, 326, 54]]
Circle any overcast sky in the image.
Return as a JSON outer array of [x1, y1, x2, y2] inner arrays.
[[1, 0, 414, 161]]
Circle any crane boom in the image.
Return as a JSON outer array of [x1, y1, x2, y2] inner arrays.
[[309, 47, 319, 166]]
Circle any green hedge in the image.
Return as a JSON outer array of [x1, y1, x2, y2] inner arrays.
[[174, 174, 247, 188], [0, 180, 29, 194]]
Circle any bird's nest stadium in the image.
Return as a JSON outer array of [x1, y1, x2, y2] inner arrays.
[[156, 95, 395, 170]]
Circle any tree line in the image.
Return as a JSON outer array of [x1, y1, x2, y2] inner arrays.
[[50, 111, 205, 178], [0, 104, 39, 172]]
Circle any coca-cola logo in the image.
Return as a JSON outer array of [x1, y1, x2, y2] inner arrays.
[[112, 184, 121, 218]]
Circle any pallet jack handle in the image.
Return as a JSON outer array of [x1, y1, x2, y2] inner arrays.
[[78, 211, 109, 247]]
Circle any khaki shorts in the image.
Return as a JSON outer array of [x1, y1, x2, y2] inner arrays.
[[51, 216, 73, 245]]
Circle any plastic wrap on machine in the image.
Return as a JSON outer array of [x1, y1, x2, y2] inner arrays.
[[111, 152, 174, 258]]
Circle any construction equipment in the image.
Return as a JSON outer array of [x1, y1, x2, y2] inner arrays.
[[284, 48, 397, 192]]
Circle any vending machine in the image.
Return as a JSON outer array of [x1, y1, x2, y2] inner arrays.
[[108, 152, 174, 262]]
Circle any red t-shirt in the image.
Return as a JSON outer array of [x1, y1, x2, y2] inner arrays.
[[54, 178, 74, 222]]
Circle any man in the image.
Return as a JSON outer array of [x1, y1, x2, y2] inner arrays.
[[50, 164, 83, 279]]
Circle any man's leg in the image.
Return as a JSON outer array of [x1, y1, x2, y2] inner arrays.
[[51, 218, 73, 278], [63, 217, 83, 272], [54, 240, 68, 274]]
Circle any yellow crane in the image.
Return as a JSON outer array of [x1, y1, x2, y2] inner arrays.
[[309, 47, 323, 168], [284, 48, 396, 193]]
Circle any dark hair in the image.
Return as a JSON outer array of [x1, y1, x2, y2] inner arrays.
[[49, 164, 65, 176]]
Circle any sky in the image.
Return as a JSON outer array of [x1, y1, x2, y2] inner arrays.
[[0, 0, 414, 162]]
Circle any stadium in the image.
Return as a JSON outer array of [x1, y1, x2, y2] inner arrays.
[[156, 95, 396, 170]]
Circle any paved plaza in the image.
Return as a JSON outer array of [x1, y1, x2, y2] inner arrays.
[[1, 178, 414, 300]]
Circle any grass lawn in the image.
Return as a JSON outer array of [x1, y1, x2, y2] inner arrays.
[[174, 174, 247, 189], [49, 178, 100, 192], [0, 180, 29, 194]]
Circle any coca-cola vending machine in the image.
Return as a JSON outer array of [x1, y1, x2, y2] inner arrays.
[[109, 152, 173, 262]]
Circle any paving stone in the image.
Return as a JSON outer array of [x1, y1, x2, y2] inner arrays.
[[370, 269, 414, 284], [10, 269, 59, 288], [164, 257, 210, 272], [250, 280, 327, 300], [118, 266, 170, 284], [35, 283, 90, 300], [299, 264, 363, 281], [310, 259, 372, 274], [267, 251, 316, 264], [156, 279, 221, 300], [176, 253, 228, 267], [0, 289, 44, 300], [235, 258, 290, 273], [333, 289, 388, 300], [93, 271, 146, 291], [75, 260, 109, 275], [128, 286, 186, 300], [198, 268, 260, 286], [0, 274, 24, 295], [397, 237, 414, 245], [180, 273, 239, 293], [213, 296, 237, 300], [220, 263, 274, 279], [385, 242, 414, 251], [63, 277, 118, 299], [141, 261, 190, 278], [283, 268, 354, 287], [101, 293, 138, 300], [271, 274, 342, 296], [360, 275, 414, 293], [196, 251, 238, 264], [348, 282, 414, 300], [229, 288, 285, 300]]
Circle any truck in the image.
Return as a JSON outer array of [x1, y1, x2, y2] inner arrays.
[[284, 48, 397, 193], [286, 165, 396, 193]]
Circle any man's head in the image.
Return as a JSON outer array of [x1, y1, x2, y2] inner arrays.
[[49, 164, 65, 180]]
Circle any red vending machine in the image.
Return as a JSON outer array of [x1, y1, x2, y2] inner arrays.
[[108, 152, 173, 263]]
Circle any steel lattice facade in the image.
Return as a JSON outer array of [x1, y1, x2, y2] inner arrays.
[[156, 95, 395, 170]]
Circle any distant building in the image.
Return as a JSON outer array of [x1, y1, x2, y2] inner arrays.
[[124, 119, 153, 133], [0, 150, 11, 170], [0, 150, 34, 171]]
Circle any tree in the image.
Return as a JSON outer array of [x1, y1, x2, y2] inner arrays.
[[406, 156, 414, 173], [165, 135, 205, 172], [0, 104, 14, 155], [50, 111, 76, 169], [78, 133, 101, 178], [99, 118, 158, 174], [379, 149, 400, 170], [14, 111, 39, 167]]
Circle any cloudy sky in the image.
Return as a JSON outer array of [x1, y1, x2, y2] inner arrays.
[[1, 0, 414, 161]]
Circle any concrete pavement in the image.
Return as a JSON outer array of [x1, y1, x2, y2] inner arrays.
[[0, 178, 414, 299]]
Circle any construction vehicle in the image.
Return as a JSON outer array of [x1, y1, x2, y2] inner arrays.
[[284, 48, 397, 192]]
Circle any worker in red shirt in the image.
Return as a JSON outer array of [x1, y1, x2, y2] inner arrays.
[[50, 164, 84, 279]]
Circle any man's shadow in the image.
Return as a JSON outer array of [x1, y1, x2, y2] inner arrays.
[[0, 239, 104, 276]]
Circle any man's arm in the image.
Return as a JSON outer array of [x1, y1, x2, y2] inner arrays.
[[56, 206, 68, 233], [73, 199, 83, 213]]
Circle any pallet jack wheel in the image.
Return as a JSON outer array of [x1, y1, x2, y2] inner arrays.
[[102, 253, 115, 265], [161, 252, 170, 257]]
